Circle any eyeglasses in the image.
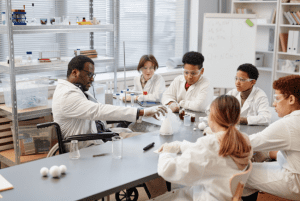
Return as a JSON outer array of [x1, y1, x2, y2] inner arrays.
[[235, 76, 254, 83], [141, 66, 155, 71], [183, 69, 201, 77], [82, 70, 96, 79], [273, 94, 285, 103]]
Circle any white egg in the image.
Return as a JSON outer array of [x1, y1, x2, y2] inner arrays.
[[59, 165, 67, 174], [193, 128, 197, 131], [198, 122, 206, 130], [49, 166, 61, 178], [40, 167, 49, 177]]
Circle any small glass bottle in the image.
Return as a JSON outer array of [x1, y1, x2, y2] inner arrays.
[[179, 108, 185, 120], [26, 51, 32, 63], [76, 16, 79, 23], [1, 12, 6, 25], [76, 49, 80, 56], [191, 114, 196, 123], [130, 93, 135, 107]]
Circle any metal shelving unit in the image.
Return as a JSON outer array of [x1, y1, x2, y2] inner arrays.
[[0, 0, 116, 166]]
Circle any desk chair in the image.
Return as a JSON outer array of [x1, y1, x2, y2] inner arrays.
[[230, 161, 253, 201]]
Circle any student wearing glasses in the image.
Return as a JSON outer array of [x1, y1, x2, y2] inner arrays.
[[127, 54, 166, 102], [52, 56, 167, 148], [243, 75, 300, 200], [161, 51, 213, 112], [227, 63, 271, 125]]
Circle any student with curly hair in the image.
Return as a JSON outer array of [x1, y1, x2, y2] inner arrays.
[[161, 51, 214, 112], [244, 75, 300, 200], [227, 63, 271, 125]]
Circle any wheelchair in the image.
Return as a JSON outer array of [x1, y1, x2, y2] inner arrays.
[[37, 121, 161, 201]]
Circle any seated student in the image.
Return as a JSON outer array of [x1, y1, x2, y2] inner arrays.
[[151, 95, 252, 201], [227, 63, 271, 125], [161, 51, 213, 113], [124, 54, 166, 102], [244, 75, 300, 200]]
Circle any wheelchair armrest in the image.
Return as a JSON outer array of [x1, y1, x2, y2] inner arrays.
[[63, 132, 118, 143]]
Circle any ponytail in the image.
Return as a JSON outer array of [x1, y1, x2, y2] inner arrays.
[[210, 95, 252, 158], [219, 126, 251, 158]]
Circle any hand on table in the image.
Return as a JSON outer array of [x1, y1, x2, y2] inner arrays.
[[169, 102, 180, 113], [156, 141, 182, 154], [122, 95, 132, 102]]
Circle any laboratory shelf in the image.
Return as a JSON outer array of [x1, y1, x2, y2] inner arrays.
[[257, 24, 276, 27], [233, 1, 277, 3], [257, 67, 273, 72], [280, 24, 300, 28], [281, 3, 300, 5], [256, 50, 274, 54], [278, 52, 300, 56], [0, 56, 114, 75], [276, 70, 300, 75], [0, 26, 7, 34], [12, 24, 113, 34]]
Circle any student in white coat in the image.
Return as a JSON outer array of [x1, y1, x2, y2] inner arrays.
[[124, 54, 165, 102], [52, 56, 167, 148], [244, 75, 300, 200], [150, 95, 253, 201], [227, 63, 271, 125], [161, 51, 213, 113]]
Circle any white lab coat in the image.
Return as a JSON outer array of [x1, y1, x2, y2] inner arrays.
[[153, 133, 248, 201], [227, 86, 271, 125], [133, 73, 166, 102], [52, 79, 137, 147], [245, 110, 300, 200], [161, 75, 213, 112]]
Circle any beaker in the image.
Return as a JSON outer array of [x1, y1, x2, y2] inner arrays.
[[69, 140, 80, 159], [112, 136, 123, 159], [55, 17, 61, 25], [184, 115, 191, 126]]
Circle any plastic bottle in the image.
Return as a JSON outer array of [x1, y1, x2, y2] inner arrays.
[[76, 49, 80, 56], [1, 12, 6, 25], [26, 51, 32, 63], [130, 93, 135, 107], [116, 93, 120, 106]]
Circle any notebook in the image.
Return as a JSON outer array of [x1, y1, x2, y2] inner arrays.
[[0, 174, 13, 192]]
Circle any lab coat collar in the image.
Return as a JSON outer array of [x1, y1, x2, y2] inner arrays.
[[138, 73, 156, 90], [58, 79, 78, 89], [284, 110, 300, 118], [179, 75, 203, 92], [241, 86, 257, 114]]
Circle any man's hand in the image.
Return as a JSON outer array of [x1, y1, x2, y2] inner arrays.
[[179, 100, 186, 108], [122, 95, 132, 102], [168, 102, 180, 113], [143, 106, 168, 120]]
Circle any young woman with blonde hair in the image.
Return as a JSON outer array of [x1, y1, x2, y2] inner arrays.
[[150, 95, 253, 201]]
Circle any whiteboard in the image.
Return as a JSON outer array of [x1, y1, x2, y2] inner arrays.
[[202, 14, 257, 89]]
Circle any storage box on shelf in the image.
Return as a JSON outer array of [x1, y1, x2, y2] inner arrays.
[[0, 115, 53, 167]]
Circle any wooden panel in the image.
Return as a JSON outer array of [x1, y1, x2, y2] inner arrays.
[[0, 124, 11, 131], [0, 118, 11, 124], [0, 144, 14, 152], [0, 149, 47, 163], [0, 131, 12, 138], [0, 137, 13, 144]]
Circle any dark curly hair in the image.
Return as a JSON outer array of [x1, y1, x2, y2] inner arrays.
[[273, 75, 300, 104], [182, 51, 205, 70], [137, 55, 159, 72], [237, 63, 259, 80], [67, 55, 94, 78]]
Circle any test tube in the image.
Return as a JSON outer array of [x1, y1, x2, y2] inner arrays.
[[130, 93, 135, 107]]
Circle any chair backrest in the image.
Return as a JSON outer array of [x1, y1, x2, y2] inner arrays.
[[230, 161, 253, 201]]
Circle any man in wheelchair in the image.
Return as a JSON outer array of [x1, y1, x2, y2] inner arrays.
[[52, 55, 167, 149]]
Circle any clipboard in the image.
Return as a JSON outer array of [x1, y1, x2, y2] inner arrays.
[[137, 101, 161, 107]]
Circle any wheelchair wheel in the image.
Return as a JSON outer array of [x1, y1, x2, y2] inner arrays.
[[115, 187, 139, 201]]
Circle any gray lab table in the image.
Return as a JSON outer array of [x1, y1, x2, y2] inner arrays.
[[0, 109, 266, 201]]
